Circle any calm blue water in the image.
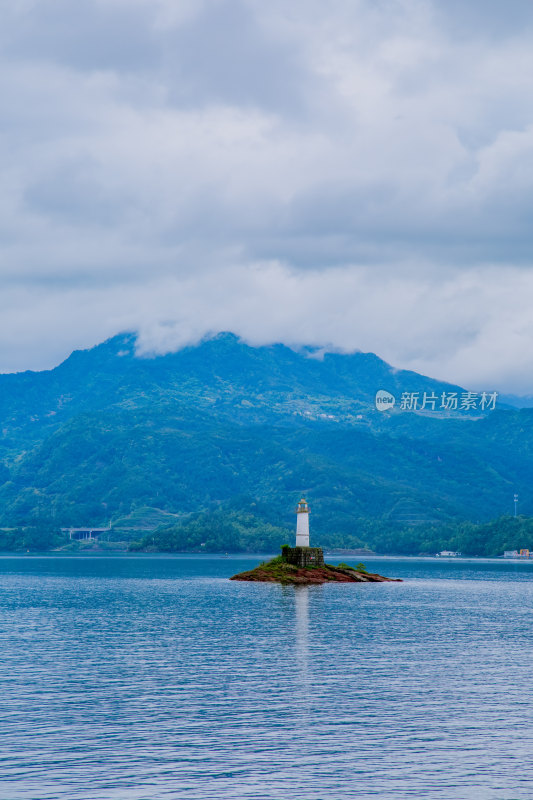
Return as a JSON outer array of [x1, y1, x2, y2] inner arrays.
[[1, 555, 533, 800]]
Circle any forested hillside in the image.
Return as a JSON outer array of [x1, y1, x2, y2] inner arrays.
[[0, 332, 531, 552]]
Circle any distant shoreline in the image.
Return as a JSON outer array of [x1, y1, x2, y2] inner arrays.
[[1, 551, 532, 563]]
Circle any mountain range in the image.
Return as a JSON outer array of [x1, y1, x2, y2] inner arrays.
[[0, 332, 532, 544]]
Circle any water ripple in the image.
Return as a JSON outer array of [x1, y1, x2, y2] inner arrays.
[[0, 556, 532, 799]]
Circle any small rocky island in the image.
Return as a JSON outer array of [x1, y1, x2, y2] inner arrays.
[[232, 499, 401, 585], [231, 544, 401, 585]]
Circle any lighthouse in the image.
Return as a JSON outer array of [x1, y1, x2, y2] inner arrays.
[[280, 497, 323, 568], [295, 497, 310, 547]]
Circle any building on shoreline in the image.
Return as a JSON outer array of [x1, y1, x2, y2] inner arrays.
[[503, 549, 531, 559]]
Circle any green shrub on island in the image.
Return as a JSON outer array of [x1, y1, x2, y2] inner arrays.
[[336, 562, 368, 572]]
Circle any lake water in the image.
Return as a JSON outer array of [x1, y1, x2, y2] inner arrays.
[[1, 555, 533, 800]]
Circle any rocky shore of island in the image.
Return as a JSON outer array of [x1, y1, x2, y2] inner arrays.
[[230, 555, 401, 585]]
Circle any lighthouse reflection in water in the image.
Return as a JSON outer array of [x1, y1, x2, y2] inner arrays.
[[294, 586, 310, 691]]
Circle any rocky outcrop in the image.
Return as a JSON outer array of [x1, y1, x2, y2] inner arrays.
[[230, 557, 401, 585]]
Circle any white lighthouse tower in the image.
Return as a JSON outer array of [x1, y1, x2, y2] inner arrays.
[[295, 498, 310, 547]]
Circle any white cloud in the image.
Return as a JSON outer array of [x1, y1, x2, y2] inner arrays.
[[2, 0, 533, 389], [2, 261, 533, 394]]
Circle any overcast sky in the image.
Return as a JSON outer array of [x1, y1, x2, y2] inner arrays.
[[3, 0, 533, 391]]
